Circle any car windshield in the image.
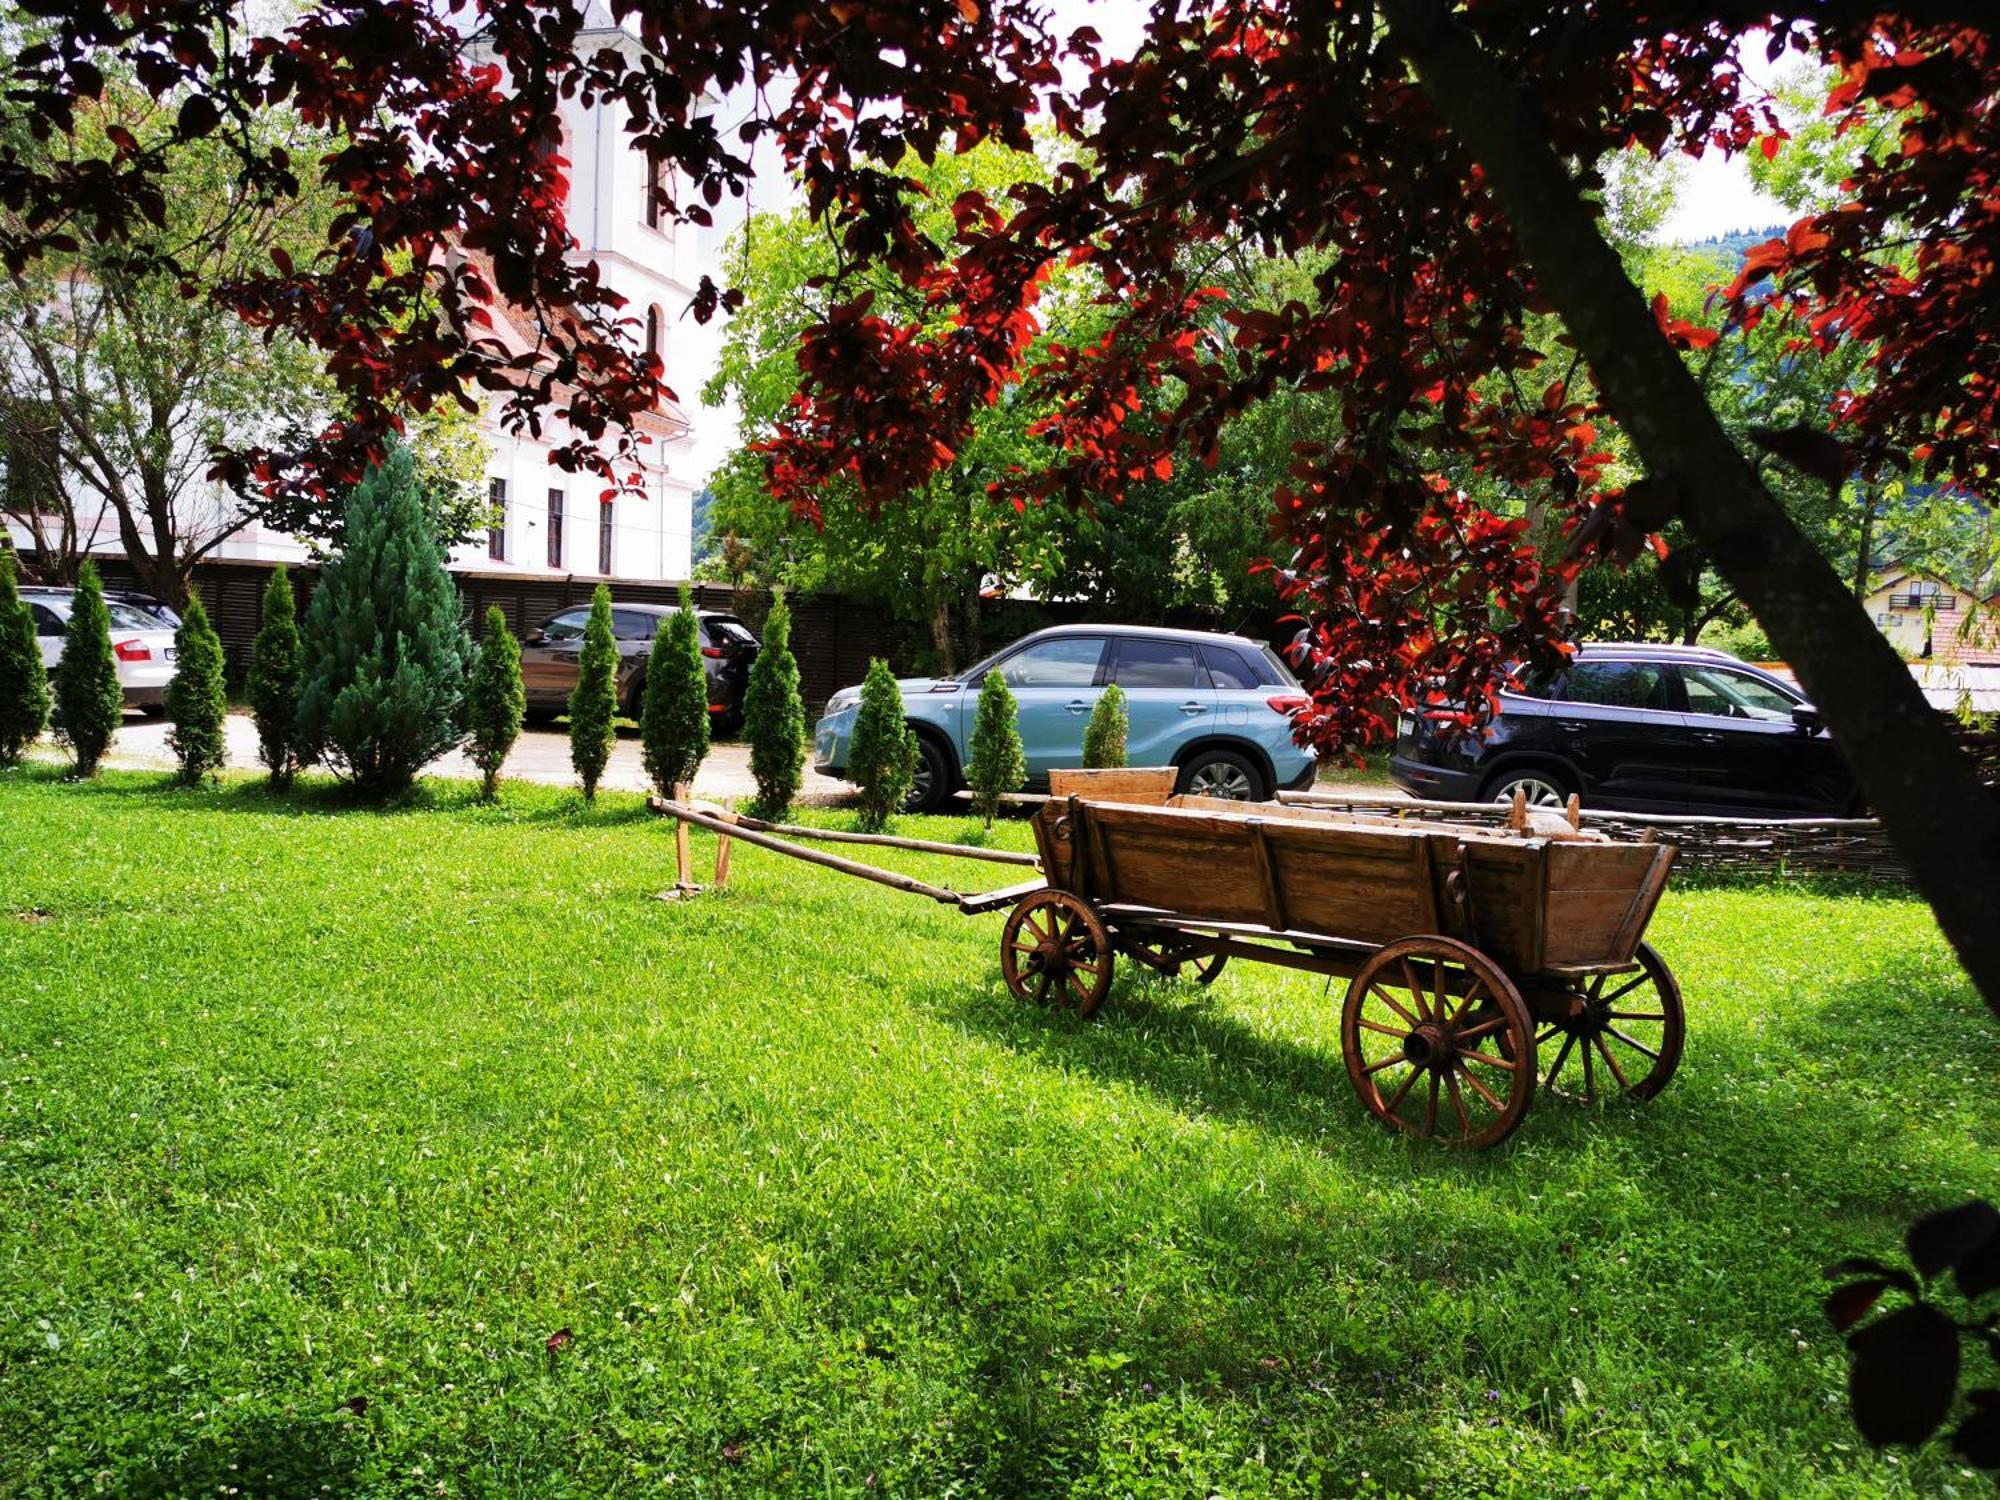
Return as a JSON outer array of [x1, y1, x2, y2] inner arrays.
[[105, 601, 162, 631], [704, 617, 758, 648]]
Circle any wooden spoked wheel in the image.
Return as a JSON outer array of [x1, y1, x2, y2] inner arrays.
[[1535, 941, 1684, 1103], [1342, 936, 1537, 1149], [1001, 891, 1115, 1017], [1121, 934, 1228, 985]]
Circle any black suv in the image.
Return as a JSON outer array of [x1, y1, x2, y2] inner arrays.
[[1389, 643, 1859, 817]]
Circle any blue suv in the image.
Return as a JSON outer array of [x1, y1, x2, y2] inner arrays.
[[814, 624, 1320, 812]]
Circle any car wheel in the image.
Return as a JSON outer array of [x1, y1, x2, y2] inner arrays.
[[1484, 767, 1572, 808], [1176, 748, 1265, 802], [906, 733, 953, 814]]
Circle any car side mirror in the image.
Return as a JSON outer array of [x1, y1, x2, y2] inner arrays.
[[525, 629, 547, 644], [1792, 704, 1822, 735]]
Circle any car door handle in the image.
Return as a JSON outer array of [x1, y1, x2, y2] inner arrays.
[[1065, 699, 1090, 714], [1179, 701, 1208, 715], [1556, 720, 1588, 733], [1692, 731, 1726, 744]]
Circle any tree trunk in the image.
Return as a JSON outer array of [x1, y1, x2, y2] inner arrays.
[[928, 596, 956, 676], [962, 587, 982, 666], [1387, 0, 2000, 1017], [1852, 494, 1877, 602]]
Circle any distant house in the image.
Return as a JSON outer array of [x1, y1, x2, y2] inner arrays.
[[1862, 571, 2000, 666]]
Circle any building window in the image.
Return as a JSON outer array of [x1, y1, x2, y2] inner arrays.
[[645, 305, 662, 365], [546, 489, 564, 569], [644, 148, 666, 230], [598, 498, 614, 576], [487, 477, 508, 562]]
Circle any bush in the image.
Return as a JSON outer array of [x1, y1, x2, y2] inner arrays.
[[848, 657, 916, 831], [568, 584, 619, 800], [466, 607, 525, 801], [247, 565, 304, 788], [965, 669, 1025, 827], [1082, 682, 1129, 768], [51, 560, 123, 777], [0, 552, 50, 767], [640, 585, 709, 798], [164, 594, 226, 785], [742, 590, 804, 818], [298, 450, 471, 797]]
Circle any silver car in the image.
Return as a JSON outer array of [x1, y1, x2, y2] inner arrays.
[[22, 587, 178, 712]]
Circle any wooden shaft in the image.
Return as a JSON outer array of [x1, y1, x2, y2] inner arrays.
[[726, 812, 1040, 867], [651, 799, 965, 905]]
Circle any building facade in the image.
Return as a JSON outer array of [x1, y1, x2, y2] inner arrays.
[[1863, 571, 2000, 667]]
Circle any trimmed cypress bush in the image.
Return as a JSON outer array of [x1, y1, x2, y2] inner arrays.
[[247, 565, 304, 788], [965, 669, 1025, 827], [297, 450, 471, 797], [741, 589, 804, 818], [1082, 682, 1129, 768], [163, 593, 226, 785], [848, 656, 916, 832], [466, 606, 525, 801], [51, 560, 123, 778], [640, 585, 709, 798], [568, 584, 619, 800], [0, 552, 50, 767]]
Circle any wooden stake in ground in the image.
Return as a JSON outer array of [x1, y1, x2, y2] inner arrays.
[[659, 787, 737, 900]]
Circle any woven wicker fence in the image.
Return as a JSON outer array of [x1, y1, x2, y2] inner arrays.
[[1276, 793, 1915, 883]]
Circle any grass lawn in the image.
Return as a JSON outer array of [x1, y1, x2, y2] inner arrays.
[[1, 767, 1994, 1498]]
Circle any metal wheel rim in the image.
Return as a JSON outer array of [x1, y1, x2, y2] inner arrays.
[[1492, 775, 1565, 808], [1188, 760, 1254, 800], [906, 751, 934, 809]]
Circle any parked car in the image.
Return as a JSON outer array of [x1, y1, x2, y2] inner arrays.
[[21, 586, 178, 712], [517, 602, 760, 731], [1389, 642, 1859, 816], [814, 624, 1320, 813]]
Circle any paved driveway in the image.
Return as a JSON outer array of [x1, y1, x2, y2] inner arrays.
[[93, 711, 853, 803]]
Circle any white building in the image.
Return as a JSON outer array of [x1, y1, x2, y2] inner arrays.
[[7, 5, 731, 588]]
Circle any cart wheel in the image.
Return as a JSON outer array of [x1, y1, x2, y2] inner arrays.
[[1535, 941, 1684, 1104], [1342, 936, 1536, 1149], [1122, 937, 1228, 986], [1001, 891, 1115, 1018]]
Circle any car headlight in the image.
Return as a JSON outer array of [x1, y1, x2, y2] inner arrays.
[[825, 688, 858, 714]]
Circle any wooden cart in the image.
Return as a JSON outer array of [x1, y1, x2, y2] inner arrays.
[[1007, 787, 1682, 1148], [651, 779, 1682, 1150]]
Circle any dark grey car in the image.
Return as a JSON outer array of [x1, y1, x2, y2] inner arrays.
[[519, 604, 759, 731]]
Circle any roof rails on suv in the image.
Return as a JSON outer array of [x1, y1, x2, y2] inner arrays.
[[1576, 641, 1743, 663]]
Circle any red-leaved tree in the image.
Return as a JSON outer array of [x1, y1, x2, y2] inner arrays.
[[3, 0, 1998, 1012]]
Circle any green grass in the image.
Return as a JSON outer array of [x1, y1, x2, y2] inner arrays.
[[0, 767, 1993, 1498]]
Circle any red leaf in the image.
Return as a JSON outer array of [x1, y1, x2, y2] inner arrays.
[[546, 1328, 574, 1353]]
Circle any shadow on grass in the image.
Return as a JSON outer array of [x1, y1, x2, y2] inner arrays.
[[125, 1413, 364, 1499]]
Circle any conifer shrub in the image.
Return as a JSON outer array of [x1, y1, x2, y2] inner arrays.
[[51, 560, 124, 777], [742, 589, 804, 818], [1082, 682, 1129, 769], [297, 450, 471, 797], [164, 593, 226, 785], [848, 656, 916, 831], [568, 584, 619, 800], [0, 552, 50, 767], [246, 565, 304, 787], [965, 669, 1025, 827], [640, 585, 709, 798], [466, 606, 525, 801]]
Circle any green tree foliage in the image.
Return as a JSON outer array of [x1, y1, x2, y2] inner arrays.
[[567, 584, 619, 801], [466, 607, 525, 801], [1082, 683, 1129, 770], [0, 551, 50, 766], [163, 593, 225, 785], [51, 560, 124, 776], [0, 84, 336, 606], [965, 669, 1026, 827], [51, 561, 123, 777], [640, 587, 710, 798], [847, 658, 916, 832], [246, 565, 303, 787], [297, 450, 471, 797], [741, 590, 804, 818]]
